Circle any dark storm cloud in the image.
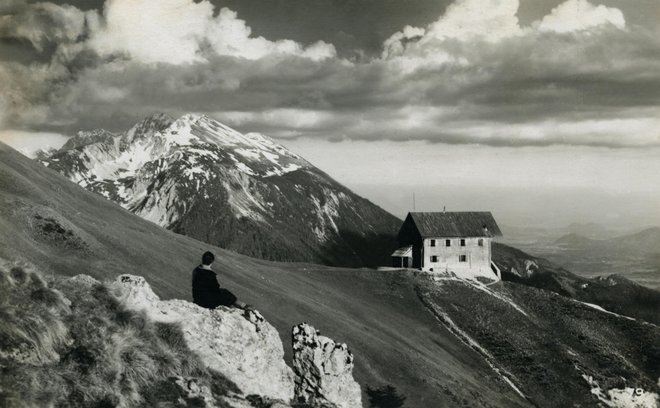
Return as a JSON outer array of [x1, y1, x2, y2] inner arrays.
[[2, 0, 660, 148]]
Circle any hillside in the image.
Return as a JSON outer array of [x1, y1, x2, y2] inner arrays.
[[0, 142, 527, 406], [1, 142, 659, 407], [39, 113, 400, 267], [493, 242, 660, 325], [417, 276, 660, 407]]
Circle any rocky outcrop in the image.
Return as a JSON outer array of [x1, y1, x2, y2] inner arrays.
[[111, 274, 296, 402], [292, 324, 362, 408]]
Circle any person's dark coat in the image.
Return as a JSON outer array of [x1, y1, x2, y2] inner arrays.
[[192, 266, 237, 309]]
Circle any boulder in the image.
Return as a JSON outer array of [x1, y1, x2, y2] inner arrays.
[[111, 274, 295, 402], [292, 323, 362, 408]]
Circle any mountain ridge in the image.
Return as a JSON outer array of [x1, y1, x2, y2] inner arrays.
[[40, 113, 401, 267]]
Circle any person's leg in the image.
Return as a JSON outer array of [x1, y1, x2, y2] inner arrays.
[[217, 288, 238, 306]]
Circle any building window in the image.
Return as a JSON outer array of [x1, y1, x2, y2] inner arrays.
[[445, 239, 451, 247], [430, 239, 436, 247], [430, 255, 438, 262], [460, 239, 466, 247], [478, 239, 484, 247], [459, 255, 467, 262]]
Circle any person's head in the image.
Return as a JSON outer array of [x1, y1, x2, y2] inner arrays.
[[202, 251, 215, 266]]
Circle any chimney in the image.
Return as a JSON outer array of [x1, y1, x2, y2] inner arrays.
[[443, 206, 446, 213]]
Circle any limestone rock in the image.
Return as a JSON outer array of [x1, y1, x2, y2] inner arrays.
[[292, 323, 362, 408], [111, 274, 295, 402], [173, 376, 218, 407]]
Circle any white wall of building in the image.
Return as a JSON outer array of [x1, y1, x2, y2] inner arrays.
[[422, 237, 493, 278]]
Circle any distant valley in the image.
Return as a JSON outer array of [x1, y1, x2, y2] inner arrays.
[[500, 225, 660, 290]]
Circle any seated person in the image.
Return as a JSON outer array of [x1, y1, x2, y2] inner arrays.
[[192, 251, 247, 309]]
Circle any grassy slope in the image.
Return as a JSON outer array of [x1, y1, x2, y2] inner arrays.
[[494, 243, 660, 325], [0, 142, 528, 407], [417, 278, 660, 408], [0, 263, 240, 407]]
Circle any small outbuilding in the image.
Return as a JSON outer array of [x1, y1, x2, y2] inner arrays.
[[391, 245, 412, 268], [392, 211, 503, 279]]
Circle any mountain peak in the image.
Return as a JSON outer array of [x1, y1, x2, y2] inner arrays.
[[60, 128, 116, 151], [39, 112, 401, 267], [123, 113, 175, 144]]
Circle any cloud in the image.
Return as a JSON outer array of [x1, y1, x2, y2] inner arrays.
[[89, 0, 210, 64], [536, 0, 625, 33], [89, 0, 335, 64], [0, 2, 89, 52], [382, 0, 627, 63], [1, 0, 660, 150], [421, 0, 522, 42], [204, 8, 335, 61]]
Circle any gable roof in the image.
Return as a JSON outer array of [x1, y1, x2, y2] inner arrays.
[[406, 212, 502, 238]]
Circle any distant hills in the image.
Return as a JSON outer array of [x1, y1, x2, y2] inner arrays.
[[39, 113, 400, 267], [553, 232, 597, 247], [555, 227, 660, 255], [565, 222, 612, 239], [2, 141, 659, 407], [500, 223, 660, 290], [552, 228, 660, 289]]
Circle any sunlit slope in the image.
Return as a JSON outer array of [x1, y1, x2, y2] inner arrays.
[[0, 142, 528, 407]]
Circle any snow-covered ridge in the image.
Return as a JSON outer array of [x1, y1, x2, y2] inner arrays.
[[159, 113, 309, 177], [52, 113, 309, 181], [39, 112, 401, 267], [41, 113, 312, 227]]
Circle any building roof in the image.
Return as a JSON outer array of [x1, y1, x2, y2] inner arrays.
[[407, 212, 502, 238], [391, 245, 412, 257]]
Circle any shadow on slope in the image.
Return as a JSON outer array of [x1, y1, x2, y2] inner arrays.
[[319, 230, 399, 268]]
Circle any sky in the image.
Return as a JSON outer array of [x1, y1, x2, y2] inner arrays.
[[1, 0, 659, 231]]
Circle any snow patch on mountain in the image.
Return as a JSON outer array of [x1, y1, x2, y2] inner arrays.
[[42, 113, 311, 227], [570, 299, 654, 326], [46, 113, 309, 186], [310, 190, 344, 242], [222, 173, 267, 222]]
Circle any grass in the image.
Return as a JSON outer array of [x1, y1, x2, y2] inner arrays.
[[0, 261, 241, 407], [417, 277, 660, 408]]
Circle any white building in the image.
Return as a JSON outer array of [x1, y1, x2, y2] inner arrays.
[[392, 212, 502, 280]]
